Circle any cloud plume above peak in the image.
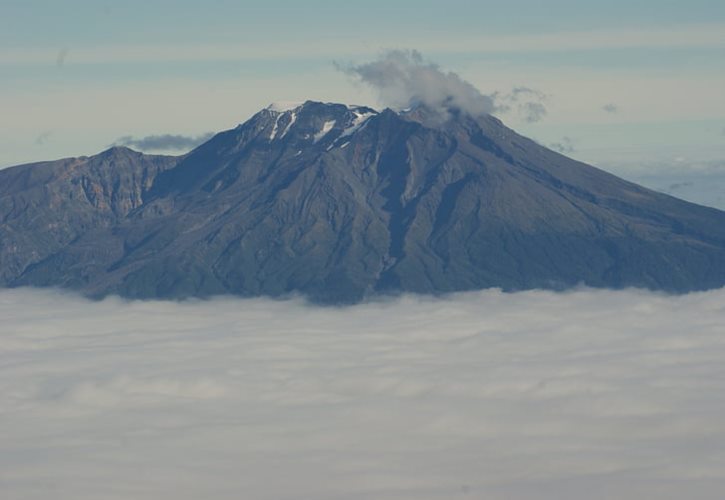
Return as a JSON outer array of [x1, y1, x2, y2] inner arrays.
[[338, 50, 549, 123], [337, 49, 496, 119]]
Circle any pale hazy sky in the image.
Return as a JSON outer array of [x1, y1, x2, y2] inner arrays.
[[2, 1, 725, 206]]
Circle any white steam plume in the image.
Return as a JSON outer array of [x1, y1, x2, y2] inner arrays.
[[337, 49, 496, 119]]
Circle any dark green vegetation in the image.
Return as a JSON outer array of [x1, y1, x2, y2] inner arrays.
[[2, 102, 725, 302]]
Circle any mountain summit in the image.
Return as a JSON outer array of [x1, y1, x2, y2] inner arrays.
[[2, 101, 725, 302]]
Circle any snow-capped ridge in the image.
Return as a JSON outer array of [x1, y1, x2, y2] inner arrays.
[[313, 120, 336, 143], [254, 101, 381, 145]]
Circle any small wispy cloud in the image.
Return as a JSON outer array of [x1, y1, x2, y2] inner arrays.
[[518, 100, 547, 123], [34, 131, 52, 146], [667, 181, 694, 191], [113, 132, 214, 152], [549, 136, 576, 154], [602, 103, 619, 113], [492, 86, 549, 123], [56, 47, 69, 68]]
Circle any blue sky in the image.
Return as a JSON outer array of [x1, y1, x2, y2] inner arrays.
[[2, 0, 725, 205], [3, 1, 724, 45]]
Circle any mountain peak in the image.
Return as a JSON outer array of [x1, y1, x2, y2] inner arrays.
[[266, 101, 305, 113], [266, 100, 377, 115], [3, 98, 725, 303], [243, 101, 379, 147], [99, 145, 141, 158]]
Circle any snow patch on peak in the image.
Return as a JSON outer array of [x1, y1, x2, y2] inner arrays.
[[279, 111, 297, 139], [269, 113, 282, 140], [348, 104, 378, 112], [339, 110, 376, 139], [313, 120, 336, 143], [267, 101, 304, 113]]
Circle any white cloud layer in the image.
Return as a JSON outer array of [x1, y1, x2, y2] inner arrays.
[[2, 287, 725, 499]]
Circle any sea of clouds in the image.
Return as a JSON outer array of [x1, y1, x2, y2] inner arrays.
[[2, 287, 725, 499]]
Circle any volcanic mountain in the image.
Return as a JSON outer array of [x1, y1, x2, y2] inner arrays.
[[2, 101, 725, 302]]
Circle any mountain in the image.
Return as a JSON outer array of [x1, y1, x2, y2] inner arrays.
[[2, 101, 725, 302]]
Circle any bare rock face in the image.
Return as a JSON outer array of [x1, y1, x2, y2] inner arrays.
[[0, 147, 178, 287], [2, 101, 725, 302]]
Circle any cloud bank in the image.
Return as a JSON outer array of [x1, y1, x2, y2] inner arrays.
[[113, 132, 214, 152], [601, 158, 725, 210], [2, 287, 725, 500]]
